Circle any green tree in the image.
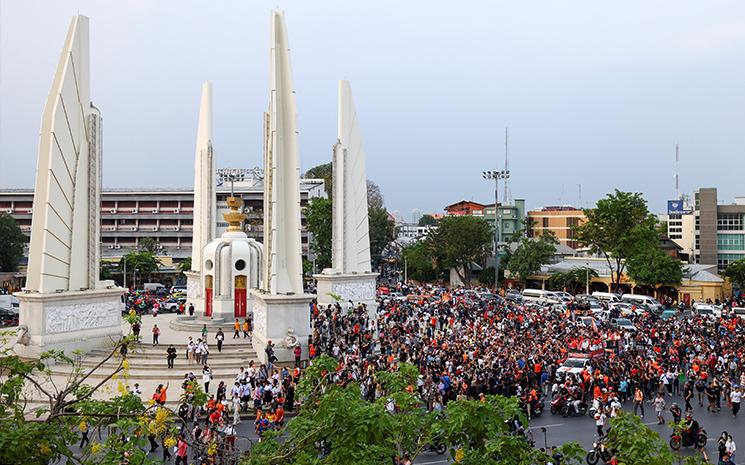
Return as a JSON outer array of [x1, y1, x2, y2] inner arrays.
[[0, 213, 27, 272], [605, 412, 707, 465], [369, 207, 396, 265], [724, 258, 745, 290], [121, 251, 161, 287], [548, 267, 599, 294], [574, 190, 659, 292], [177, 256, 192, 274], [402, 241, 438, 282], [626, 247, 683, 287], [243, 354, 583, 465], [418, 214, 438, 227], [138, 237, 159, 254], [304, 197, 333, 270], [504, 234, 558, 284], [427, 215, 492, 285], [0, 333, 210, 465], [304, 162, 333, 197], [367, 180, 385, 210]]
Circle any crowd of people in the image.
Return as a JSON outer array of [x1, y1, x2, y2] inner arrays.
[[121, 284, 745, 464]]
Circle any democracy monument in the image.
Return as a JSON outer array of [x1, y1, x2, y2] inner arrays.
[[14, 11, 375, 365]]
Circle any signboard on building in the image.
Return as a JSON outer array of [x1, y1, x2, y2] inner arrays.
[[667, 200, 687, 215]]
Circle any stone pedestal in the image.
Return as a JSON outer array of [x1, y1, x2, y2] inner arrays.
[[250, 290, 313, 363], [14, 287, 125, 358], [314, 272, 378, 320], [212, 296, 235, 323], [185, 271, 205, 316]]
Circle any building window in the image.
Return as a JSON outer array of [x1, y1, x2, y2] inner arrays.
[[717, 234, 745, 251], [542, 217, 549, 228], [717, 214, 743, 231], [718, 253, 745, 270]]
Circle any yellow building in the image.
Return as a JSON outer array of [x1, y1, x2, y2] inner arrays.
[[527, 207, 587, 250]]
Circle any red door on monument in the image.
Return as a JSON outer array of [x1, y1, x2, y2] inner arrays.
[[234, 275, 247, 318], [205, 275, 213, 317]]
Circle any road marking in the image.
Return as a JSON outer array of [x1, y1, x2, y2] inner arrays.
[[643, 421, 661, 425], [530, 423, 565, 429], [417, 460, 449, 465]]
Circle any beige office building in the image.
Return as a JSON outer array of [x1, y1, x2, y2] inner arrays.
[[527, 206, 586, 250]]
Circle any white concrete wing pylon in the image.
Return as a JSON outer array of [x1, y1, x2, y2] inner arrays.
[[333, 80, 372, 274], [191, 81, 216, 274], [262, 10, 303, 295], [27, 15, 98, 294]]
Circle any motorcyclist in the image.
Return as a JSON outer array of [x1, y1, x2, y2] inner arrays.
[[682, 413, 701, 446]]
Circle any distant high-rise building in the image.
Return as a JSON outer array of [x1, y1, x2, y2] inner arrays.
[[693, 188, 745, 270]]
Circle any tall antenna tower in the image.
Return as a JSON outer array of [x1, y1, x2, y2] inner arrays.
[[503, 127, 512, 206], [674, 143, 680, 200]]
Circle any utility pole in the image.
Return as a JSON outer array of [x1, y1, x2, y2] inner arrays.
[[483, 169, 510, 289], [503, 127, 512, 206]]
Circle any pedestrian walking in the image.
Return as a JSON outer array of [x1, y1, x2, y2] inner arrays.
[[152, 324, 160, 346], [201, 324, 208, 339], [188, 303, 194, 316], [731, 387, 741, 417], [243, 318, 250, 338], [654, 392, 666, 424], [726, 433, 737, 462], [216, 328, 225, 353], [175, 435, 188, 465], [79, 420, 89, 448], [203, 365, 212, 393], [294, 344, 302, 368], [234, 319, 241, 339], [594, 407, 607, 437], [633, 387, 645, 416], [167, 344, 177, 369]]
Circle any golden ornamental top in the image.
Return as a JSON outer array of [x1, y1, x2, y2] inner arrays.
[[224, 196, 247, 232]]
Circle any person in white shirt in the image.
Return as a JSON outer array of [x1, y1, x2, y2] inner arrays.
[[730, 388, 742, 417]]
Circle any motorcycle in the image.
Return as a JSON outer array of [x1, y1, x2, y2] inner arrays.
[[669, 427, 707, 450], [522, 397, 545, 418], [423, 442, 447, 455], [585, 440, 613, 465], [561, 400, 588, 417], [550, 394, 568, 415]]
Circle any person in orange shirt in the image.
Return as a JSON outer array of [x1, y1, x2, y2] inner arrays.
[[153, 382, 169, 405], [233, 319, 241, 339]]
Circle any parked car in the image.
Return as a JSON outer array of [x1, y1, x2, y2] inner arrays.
[[591, 292, 621, 303], [522, 289, 562, 305], [732, 307, 745, 320], [553, 291, 574, 303], [692, 304, 720, 319], [505, 290, 523, 303], [161, 298, 186, 313], [660, 309, 678, 321], [170, 285, 187, 294], [478, 292, 504, 303], [610, 317, 637, 332], [610, 302, 644, 317], [621, 294, 663, 313]]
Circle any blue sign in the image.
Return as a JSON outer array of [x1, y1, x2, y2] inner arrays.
[[667, 200, 684, 214]]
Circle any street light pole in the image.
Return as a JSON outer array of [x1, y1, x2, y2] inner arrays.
[[482, 169, 510, 290], [585, 262, 590, 295]]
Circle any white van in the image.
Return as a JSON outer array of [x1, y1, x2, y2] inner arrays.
[[621, 294, 663, 312], [591, 292, 621, 303], [0, 295, 19, 313], [521, 289, 562, 304]]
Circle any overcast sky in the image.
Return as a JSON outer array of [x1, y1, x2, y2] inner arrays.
[[1, 1, 744, 220]]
